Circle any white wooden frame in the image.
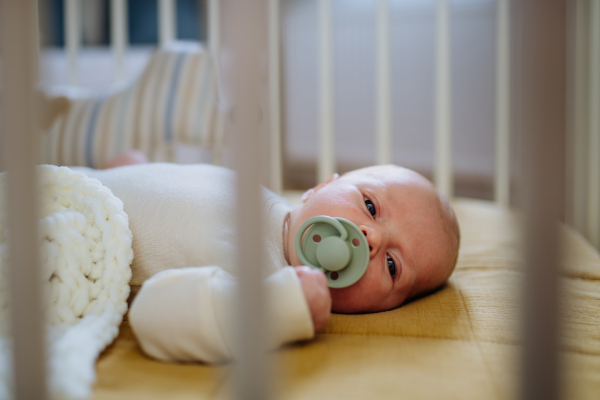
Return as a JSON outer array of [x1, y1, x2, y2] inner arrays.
[[111, 0, 128, 82], [0, 1, 48, 398], [434, 0, 453, 198]]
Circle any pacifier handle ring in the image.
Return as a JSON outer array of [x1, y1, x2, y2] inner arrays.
[[295, 216, 348, 268]]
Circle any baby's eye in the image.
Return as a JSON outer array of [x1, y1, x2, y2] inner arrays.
[[387, 254, 396, 277], [365, 198, 376, 217]]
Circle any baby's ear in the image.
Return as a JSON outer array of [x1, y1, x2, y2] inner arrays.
[[301, 173, 339, 203]]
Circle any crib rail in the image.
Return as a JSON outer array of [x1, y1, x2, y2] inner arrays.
[[269, 0, 283, 193], [226, 2, 270, 398], [110, 0, 128, 82], [317, 0, 335, 183], [65, 0, 80, 85], [158, 0, 176, 45], [518, 3, 565, 399], [0, 1, 48, 399], [375, 0, 392, 165], [587, 0, 600, 248], [569, 0, 600, 249], [494, 0, 511, 207], [209, 0, 221, 67], [434, 0, 453, 198]]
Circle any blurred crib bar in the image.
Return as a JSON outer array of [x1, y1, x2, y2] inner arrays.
[[375, 0, 392, 165], [208, 0, 221, 68], [269, 0, 283, 193], [518, 3, 565, 400], [0, 1, 48, 399], [64, 0, 81, 85], [110, 0, 128, 82], [158, 0, 177, 45], [569, 0, 600, 249], [226, 1, 270, 398], [434, 0, 453, 198], [571, 0, 589, 235], [317, 0, 335, 183], [587, 0, 600, 249], [494, 0, 511, 207]]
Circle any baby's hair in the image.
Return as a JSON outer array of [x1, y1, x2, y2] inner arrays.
[[406, 187, 460, 302], [435, 189, 461, 283]]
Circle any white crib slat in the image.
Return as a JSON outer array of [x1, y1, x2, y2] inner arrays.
[[227, 0, 269, 398], [209, 0, 220, 68], [269, 0, 283, 193], [65, 0, 80, 85], [434, 0, 453, 197], [111, 0, 128, 82], [588, 0, 600, 248], [318, 0, 336, 183], [0, 1, 48, 398], [572, 0, 589, 234], [158, 0, 176, 45], [208, 0, 222, 165], [495, 0, 510, 207], [518, 3, 565, 398], [376, 0, 392, 165]]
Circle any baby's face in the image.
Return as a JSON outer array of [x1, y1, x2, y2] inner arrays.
[[285, 165, 456, 313]]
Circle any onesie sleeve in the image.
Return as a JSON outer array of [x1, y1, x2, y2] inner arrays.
[[128, 266, 314, 364]]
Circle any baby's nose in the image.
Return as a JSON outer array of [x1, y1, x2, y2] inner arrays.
[[359, 225, 382, 258]]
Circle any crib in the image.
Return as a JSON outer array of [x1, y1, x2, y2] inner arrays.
[[1, 0, 600, 399]]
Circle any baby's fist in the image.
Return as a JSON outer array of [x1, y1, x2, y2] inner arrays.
[[294, 266, 331, 332]]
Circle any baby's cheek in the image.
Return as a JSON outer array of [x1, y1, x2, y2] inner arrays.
[[329, 277, 377, 313], [329, 286, 356, 312]]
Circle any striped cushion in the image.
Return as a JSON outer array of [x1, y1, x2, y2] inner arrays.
[[43, 42, 223, 168]]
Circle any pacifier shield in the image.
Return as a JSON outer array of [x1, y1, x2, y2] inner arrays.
[[296, 216, 370, 288]]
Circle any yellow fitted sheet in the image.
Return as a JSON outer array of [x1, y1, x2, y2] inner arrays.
[[91, 199, 600, 400]]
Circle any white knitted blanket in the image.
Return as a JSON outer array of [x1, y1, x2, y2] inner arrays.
[[0, 165, 133, 399]]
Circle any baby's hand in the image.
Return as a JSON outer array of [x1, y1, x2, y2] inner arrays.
[[294, 266, 331, 332]]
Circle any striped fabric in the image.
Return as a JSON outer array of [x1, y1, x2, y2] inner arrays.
[[43, 42, 223, 168]]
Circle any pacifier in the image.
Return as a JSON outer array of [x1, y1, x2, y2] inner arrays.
[[294, 216, 369, 288]]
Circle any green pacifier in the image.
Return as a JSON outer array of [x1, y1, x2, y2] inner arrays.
[[294, 216, 369, 288]]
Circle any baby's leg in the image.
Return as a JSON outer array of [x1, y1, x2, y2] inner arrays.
[[102, 150, 149, 169]]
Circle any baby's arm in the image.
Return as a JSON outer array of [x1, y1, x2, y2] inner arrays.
[[128, 266, 321, 363]]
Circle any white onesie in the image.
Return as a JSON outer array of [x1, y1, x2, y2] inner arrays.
[[73, 163, 314, 364]]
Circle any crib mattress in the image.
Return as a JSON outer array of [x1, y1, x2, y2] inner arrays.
[[91, 199, 600, 400]]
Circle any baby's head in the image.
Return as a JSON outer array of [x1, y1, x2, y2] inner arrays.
[[285, 165, 460, 313]]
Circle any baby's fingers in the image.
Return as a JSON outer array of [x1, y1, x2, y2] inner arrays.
[[294, 266, 327, 285]]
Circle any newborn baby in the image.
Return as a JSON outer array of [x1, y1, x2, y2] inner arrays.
[[81, 159, 459, 363]]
